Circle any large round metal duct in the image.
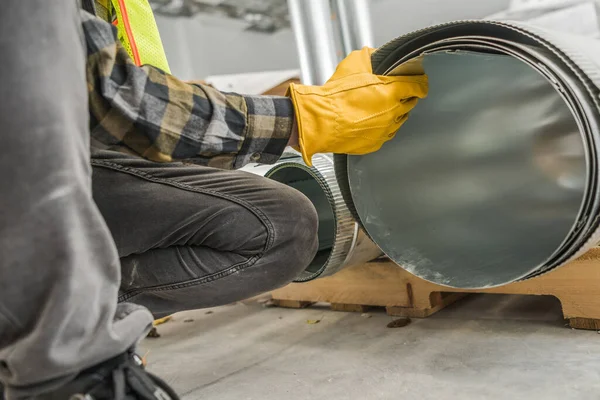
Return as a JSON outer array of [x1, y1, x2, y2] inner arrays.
[[335, 21, 600, 289], [265, 154, 382, 282]]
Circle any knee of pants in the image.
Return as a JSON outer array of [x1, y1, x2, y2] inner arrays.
[[263, 183, 319, 280]]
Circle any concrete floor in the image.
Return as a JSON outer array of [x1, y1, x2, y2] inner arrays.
[[141, 294, 600, 400]]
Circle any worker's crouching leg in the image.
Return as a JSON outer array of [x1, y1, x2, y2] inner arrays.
[[91, 150, 318, 317]]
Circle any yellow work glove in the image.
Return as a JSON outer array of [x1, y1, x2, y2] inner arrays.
[[287, 47, 428, 166]]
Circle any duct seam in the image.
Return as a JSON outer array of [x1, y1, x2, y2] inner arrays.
[[266, 154, 358, 281]]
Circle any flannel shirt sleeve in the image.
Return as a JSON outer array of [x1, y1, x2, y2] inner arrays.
[[81, 11, 294, 169]]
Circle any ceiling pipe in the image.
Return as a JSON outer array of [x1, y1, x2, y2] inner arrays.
[[332, 0, 374, 55], [287, 0, 338, 85]]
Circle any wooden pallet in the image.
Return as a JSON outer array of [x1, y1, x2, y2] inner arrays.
[[271, 248, 600, 330]]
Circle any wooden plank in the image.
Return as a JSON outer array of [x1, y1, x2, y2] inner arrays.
[[330, 303, 371, 313], [271, 248, 600, 330], [271, 262, 413, 307], [270, 299, 313, 309], [386, 293, 467, 318], [261, 78, 300, 96], [568, 318, 600, 330]]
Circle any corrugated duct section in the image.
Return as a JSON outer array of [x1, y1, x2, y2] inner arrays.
[[243, 153, 382, 282], [335, 20, 600, 289]]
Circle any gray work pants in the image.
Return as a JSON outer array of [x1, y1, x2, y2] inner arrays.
[[0, 1, 317, 397]]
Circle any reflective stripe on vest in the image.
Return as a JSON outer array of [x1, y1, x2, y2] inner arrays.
[[95, 0, 171, 73]]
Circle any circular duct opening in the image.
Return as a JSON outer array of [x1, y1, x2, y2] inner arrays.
[[267, 164, 336, 279], [343, 40, 595, 288]]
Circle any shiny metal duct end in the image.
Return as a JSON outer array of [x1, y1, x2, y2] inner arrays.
[[266, 154, 382, 282], [336, 20, 600, 289]]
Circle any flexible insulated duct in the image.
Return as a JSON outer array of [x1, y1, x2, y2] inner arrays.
[[335, 21, 600, 288], [264, 154, 382, 282]]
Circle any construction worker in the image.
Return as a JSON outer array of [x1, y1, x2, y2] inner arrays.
[[0, 1, 427, 399]]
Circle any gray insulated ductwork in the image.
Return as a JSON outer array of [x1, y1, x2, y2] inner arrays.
[[335, 20, 600, 289], [264, 154, 382, 282]]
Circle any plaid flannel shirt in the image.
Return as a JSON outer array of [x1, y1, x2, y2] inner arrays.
[[82, 11, 294, 169]]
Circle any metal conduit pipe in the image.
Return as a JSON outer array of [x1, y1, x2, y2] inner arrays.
[[332, 0, 374, 54], [335, 21, 600, 288], [287, 0, 338, 85], [265, 154, 382, 282]]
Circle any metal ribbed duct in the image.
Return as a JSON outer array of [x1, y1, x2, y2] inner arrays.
[[264, 154, 382, 282], [335, 21, 600, 288]]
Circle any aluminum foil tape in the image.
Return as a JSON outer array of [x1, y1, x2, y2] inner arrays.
[[335, 20, 600, 288], [265, 154, 382, 282]]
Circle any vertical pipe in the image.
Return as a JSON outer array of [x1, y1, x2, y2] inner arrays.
[[333, 0, 374, 54], [287, 0, 338, 85]]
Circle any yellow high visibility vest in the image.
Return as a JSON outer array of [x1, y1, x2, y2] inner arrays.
[[95, 0, 171, 73]]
